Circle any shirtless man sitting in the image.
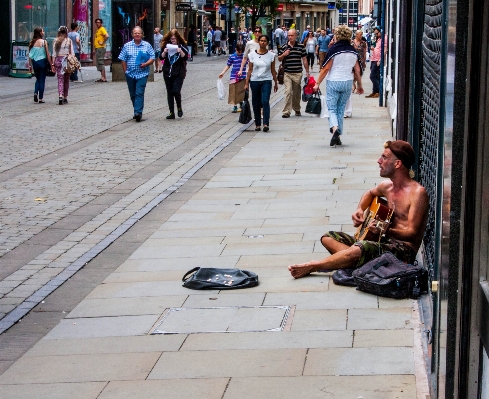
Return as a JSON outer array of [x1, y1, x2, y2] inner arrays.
[[288, 140, 429, 280]]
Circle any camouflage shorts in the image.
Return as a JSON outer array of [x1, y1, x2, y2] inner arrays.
[[321, 231, 417, 268]]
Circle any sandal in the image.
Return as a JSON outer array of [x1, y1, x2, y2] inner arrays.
[[95, 79, 107, 82], [255, 126, 261, 131]]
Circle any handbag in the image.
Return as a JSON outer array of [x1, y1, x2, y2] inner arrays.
[[305, 91, 322, 115], [238, 89, 252, 124], [182, 267, 259, 290], [277, 64, 284, 84], [352, 252, 429, 299], [44, 40, 55, 77]]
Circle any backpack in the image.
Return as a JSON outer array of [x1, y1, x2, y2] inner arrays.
[[352, 252, 429, 299]]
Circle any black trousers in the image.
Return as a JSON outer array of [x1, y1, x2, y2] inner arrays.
[[306, 52, 315, 68], [163, 75, 185, 113]]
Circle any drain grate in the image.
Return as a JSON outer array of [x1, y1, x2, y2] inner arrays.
[[151, 306, 291, 334]]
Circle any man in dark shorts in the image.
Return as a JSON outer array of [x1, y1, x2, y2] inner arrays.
[[288, 140, 430, 279]]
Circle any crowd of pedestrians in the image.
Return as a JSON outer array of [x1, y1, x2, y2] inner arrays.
[[26, 20, 384, 136]]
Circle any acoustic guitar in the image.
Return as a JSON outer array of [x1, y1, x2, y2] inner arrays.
[[354, 196, 394, 242]]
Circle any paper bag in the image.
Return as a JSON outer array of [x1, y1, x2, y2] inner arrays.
[[228, 79, 246, 105]]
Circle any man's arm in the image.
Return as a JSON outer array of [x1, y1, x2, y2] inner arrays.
[[301, 56, 309, 76], [121, 60, 127, 73], [352, 186, 383, 227]]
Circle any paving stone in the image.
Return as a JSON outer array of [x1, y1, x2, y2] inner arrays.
[[182, 293, 265, 307], [86, 281, 217, 299], [97, 379, 229, 399], [0, 352, 161, 383], [0, 382, 107, 399], [264, 291, 379, 310], [354, 329, 414, 347], [291, 309, 347, 331], [148, 349, 306, 379], [44, 315, 160, 339], [304, 347, 415, 375], [25, 335, 186, 357], [114, 256, 240, 273], [348, 308, 413, 330], [66, 296, 187, 318], [222, 375, 416, 399], [180, 330, 353, 351]]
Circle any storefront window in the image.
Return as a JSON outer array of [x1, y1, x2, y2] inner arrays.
[[15, 0, 60, 45]]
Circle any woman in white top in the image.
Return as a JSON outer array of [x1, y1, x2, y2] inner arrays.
[[52, 26, 74, 105], [302, 31, 317, 71], [244, 35, 278, 132], [28, 27, 54, 103], [313, 25, 364, 146]]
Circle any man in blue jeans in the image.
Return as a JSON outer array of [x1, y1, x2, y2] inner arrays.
[[119, 26, 155, 122]]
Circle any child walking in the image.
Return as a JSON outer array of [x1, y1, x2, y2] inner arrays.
[[218, 43, 247, 112]]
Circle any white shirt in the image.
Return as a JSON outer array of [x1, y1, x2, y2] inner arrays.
[[326, 52, 358, 81], [243, 40, 260, 58], [248, 50, 276, 81]]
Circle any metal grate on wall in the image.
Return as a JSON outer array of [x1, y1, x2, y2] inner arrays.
[[419, 0, 443, 281]]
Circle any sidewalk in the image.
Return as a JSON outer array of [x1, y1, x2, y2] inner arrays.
[[0, 80, 429, 398]]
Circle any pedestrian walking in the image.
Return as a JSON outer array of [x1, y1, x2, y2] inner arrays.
[[213, 27, 222, 55], [28, 27, 54, 104], [206, 26, 213, 57], [366, 26, 387, 98], [52, 26, 74, 105], [303, 31, 317, 71], [93, 18, 109, 82], [218, 42, 247, 113], [316, 28, 330, 68], [154, 27, 164, 72], [160, 29, 189, 119], [313, 25, 364, 146], [68, 23, 81, 82], [237, 26, 262, 78], [187, 25, 197, 61], [118, 26, 155, 122], [344, 30, 368, 118], [244, 35, 278, 132], [278, 29, 309, 118]]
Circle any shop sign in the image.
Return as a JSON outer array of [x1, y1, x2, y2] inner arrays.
[[276, 4, 283, 11], [282, 11, 291, 17], [11, 42, 30, 70], [285, 3, 295, 10], [175, 3, 192, 11]]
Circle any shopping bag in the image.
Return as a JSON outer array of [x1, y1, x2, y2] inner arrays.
[[228, 79, 246, 105], [239, 89, 252, 124], [302, 76, 316, 102], [320, 94, 328, 118], [305, 91, 322, 115], [217, 78, 225, 100]]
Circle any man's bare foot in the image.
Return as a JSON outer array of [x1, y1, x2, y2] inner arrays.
[[288, 263, 318, 279]]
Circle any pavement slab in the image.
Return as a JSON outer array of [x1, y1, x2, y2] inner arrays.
[[0, 352, 161, 383], [304, 347, 415, 375], [147, 349, 307, 379], [97, 378, 229, 399], [222, 375, 416, 399], [0, 382, 108, 399]]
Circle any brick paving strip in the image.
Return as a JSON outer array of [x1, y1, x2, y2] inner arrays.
[[0, 92, 284, 334]]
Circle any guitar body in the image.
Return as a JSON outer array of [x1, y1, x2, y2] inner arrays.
[[354, 197, 394, 242]]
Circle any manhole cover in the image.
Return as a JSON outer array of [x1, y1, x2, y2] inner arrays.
[[151, 306, 291, 334]]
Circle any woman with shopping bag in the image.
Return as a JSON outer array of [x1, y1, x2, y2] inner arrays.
[[244, 35, 278, 132], [313, 25, 364, 146]]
